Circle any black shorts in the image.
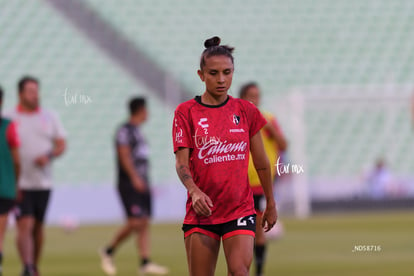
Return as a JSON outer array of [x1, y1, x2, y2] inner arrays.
[[0, 197, 15, 215], [253, 194, 265, 213], [15, 190, 51, 222], [182, 214, 256, 241], [119, 187, 152, 218]]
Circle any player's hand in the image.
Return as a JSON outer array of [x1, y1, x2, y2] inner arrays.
[[132, 176, 147, 192], [190, 188, 213, 217], [262, 201, 278, 232], [34, 155, 49, 167]]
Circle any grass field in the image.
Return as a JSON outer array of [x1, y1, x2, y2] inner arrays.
[[2, 210, 413, 276]]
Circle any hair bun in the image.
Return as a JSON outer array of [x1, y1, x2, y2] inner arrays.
[[204, 36, 221, 48]]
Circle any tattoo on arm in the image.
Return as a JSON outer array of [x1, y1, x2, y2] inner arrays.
[[178, 165, 193, 183]]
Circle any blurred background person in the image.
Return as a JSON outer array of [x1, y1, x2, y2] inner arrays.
[[364, 158, 403, 199], [5, 76, 66, 276], [240, 82, 287, 276], [0, 86, 20, 276], [100, 97, 168, 276]]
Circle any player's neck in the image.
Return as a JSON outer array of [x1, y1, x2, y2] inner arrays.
[[129, 116, 144, 126], [18, 103, 39, 113], [201, 92, 228, 106]]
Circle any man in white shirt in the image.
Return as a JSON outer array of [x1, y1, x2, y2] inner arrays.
[[5, 76, 66, 276]]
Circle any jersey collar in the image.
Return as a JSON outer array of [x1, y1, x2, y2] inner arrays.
[[16, 104, 40, 114], [195, 95, 230, 108]]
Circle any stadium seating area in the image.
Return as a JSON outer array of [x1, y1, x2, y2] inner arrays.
[[1, 0, 414, 191], [0, 0, 176, 186], [84, 0, 414, 91]]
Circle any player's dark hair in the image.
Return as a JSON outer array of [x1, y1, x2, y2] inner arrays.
[[129, 97, 146, 115], [18, 76, 39, 94], [239, 82, 258, 99], [200, 36, 235, 69]]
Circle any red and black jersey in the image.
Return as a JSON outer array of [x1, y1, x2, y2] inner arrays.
[[173, 95, 267, 225]]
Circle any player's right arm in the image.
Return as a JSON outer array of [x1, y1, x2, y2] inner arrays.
[[6, 121, 20, 196], [175, 147, 213, 216], [117, 144, 146, 192]]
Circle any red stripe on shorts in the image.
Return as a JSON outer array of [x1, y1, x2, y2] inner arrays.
[[222, 229, 255, 240], [184, 227, 220, 241]]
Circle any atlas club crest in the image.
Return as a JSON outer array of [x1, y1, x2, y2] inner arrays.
[[233, 114, 240, 125]]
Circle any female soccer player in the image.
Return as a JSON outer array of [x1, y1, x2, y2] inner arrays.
[[240, 82, 287, 276], [173, 37, 278, 276]]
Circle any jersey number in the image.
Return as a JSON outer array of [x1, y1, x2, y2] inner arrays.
[[237, 217, 247, 226]]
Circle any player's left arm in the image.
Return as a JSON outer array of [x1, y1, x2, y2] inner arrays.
[[50, 111, 67, 159], [34, 112, 66, 167], [35, 138, 66, 167], [50, 137, 66, 158], [264, 118, 288, 151], [250, 131, 278, 231]]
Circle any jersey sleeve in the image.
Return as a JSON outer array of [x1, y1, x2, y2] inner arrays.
[[248, 104, 267, 138], [172, 108, 193, 153], [6, 121, 19, 148], [115, 126, 129, 146]]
